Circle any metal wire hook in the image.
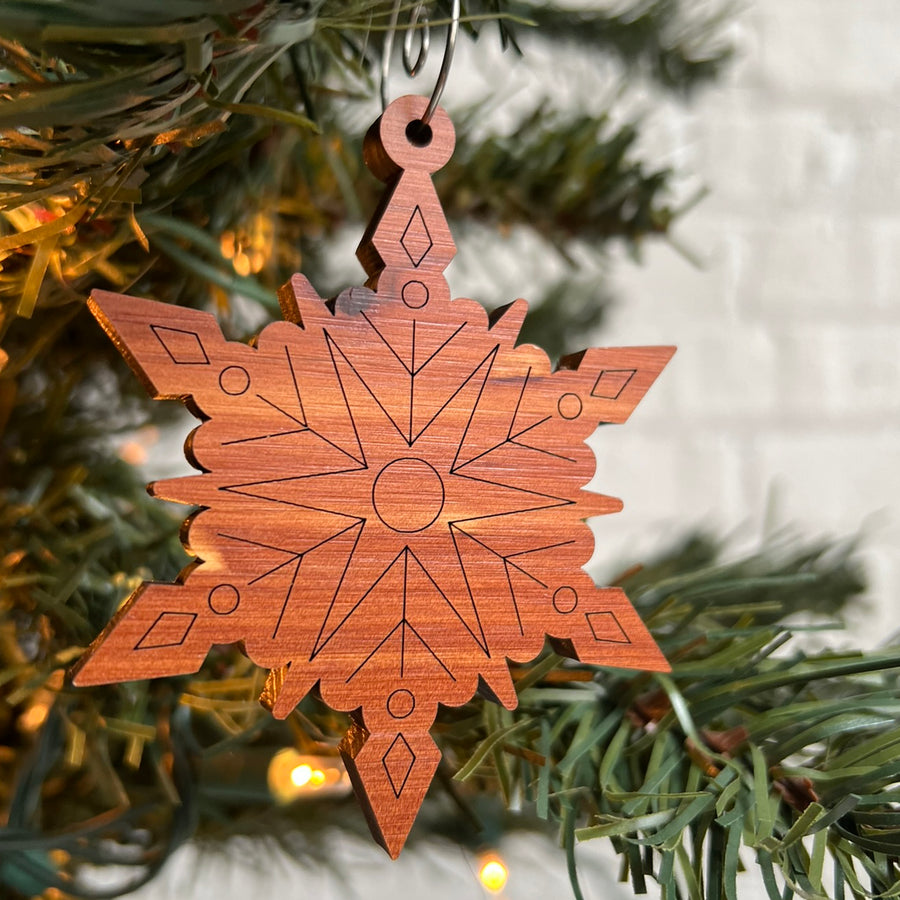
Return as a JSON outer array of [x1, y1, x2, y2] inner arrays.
[[403, 4, 430, 77], [421, 0, 458, 125], [380, 0, 459, 126]]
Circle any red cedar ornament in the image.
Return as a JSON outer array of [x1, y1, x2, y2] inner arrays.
[[73, 96, 675, 857]]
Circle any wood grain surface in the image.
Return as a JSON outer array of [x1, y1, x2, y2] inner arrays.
[[72, 95, 675, 857]]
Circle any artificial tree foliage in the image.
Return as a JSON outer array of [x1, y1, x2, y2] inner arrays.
[[3, 3, 899, 900]]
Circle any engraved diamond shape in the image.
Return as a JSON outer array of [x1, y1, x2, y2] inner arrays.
[[591, 368, 636, 400], [382, 733, 416, 797], [585, 611, 631, 643], [135, 612, 197, 649], [150, 325, 210, 365], [400, 206, 433, 267]]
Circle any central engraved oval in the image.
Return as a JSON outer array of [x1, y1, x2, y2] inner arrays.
[[372, 458, 445, 533]]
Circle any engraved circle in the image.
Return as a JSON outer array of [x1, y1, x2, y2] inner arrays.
[[208, 583, 241, 615], [387, 688, 416, 719], [552, 586, 578, 614], [218, 365, 250, 396], [401, 280, 429, 309], [557, 392, 583, 420], [373, 458, 444, 533]]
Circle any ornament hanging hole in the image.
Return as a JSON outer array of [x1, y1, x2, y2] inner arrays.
[[374, 97, 454, 174], [405, 119, 433, 147]]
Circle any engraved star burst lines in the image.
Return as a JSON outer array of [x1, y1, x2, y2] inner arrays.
[[149, 285, 625, 722], [76, 278, 673, 727]]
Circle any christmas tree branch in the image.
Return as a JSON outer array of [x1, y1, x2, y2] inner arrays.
[[518, 0, 735, 95], [443, 541, 899, 900], [1, 0, 728, 376]]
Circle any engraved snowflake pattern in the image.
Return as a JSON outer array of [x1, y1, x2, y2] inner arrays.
[[74, 96, 674, 856]]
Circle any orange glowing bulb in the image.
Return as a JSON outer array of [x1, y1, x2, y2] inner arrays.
[[290, 764, 313, 787], [479, 859, 508, 893]]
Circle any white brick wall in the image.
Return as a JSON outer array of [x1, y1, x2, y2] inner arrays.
[[601, 0, 900, 646]]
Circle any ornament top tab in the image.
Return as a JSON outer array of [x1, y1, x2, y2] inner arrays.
[[356, 95, 457, 309], [73, 96, 675, 858]]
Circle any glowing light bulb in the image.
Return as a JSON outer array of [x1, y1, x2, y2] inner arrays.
[[18, 700, 50, 734], [118, 440, 148, 466], [268, 749, 353, 803], [479, 858, 508, 893], [233, 252, 252, 277], [219, 231, 236, 259]]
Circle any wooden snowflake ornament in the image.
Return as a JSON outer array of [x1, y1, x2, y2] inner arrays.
[[73, 96, 675, 857]]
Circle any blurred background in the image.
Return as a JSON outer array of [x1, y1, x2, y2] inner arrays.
[[2, 0, 899, 898], [591, 0, 900, 651], [438, 0, 900, 652]]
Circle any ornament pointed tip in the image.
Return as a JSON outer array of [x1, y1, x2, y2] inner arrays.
[[477, 670, 519, 710], [69, 654, 106, 687], [488, 299, 528, 343], [148, 474, 216, 507], [370, 823, 408, 860], [341, 720, 441, 861], [381, 836, 405, 860], [278, 274, 326, 326], [260, 665, 316, 718]]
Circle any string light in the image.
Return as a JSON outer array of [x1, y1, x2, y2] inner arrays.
[[117, 425, 159, 467], [18, 672, 65, 735], [18, 698, 51, 734], [218, 212, 273, 276], [267, 749, 352, 804], [478, 856, 509, 894]]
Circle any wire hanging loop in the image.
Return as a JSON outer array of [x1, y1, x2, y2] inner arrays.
[[403, 4, 430, 77], [380, 0, 459, 128], [421, 0, 458, 125]]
